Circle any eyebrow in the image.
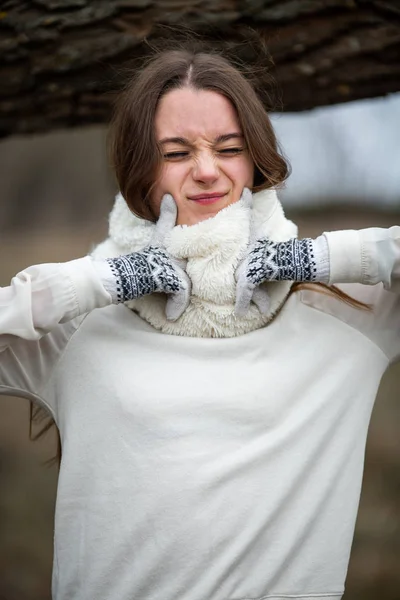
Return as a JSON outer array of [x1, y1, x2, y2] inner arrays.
[[159, 133, 244, 145]]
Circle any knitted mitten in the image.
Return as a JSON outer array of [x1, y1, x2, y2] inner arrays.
[[235, 191, 330, 317], [93, 194, 191, 322]]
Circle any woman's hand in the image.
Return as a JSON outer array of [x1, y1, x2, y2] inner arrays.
[[104, 194, 191, 321], [234, 190, 330, 317]]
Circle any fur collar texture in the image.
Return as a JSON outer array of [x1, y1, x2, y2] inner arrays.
[[91, 189, 298, 338]]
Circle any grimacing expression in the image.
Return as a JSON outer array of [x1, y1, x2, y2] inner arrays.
[[152, 88, 254, 226]]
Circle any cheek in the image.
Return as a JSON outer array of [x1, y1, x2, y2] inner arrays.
[[228, 157, 254, 186], [156, 164, 187, 195], [151, 164, 188, 215]]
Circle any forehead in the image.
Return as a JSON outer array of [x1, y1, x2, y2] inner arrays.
[[155, 88, 241, 140]]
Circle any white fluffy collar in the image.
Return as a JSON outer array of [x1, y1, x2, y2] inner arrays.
[[91, 189, 298, 338]]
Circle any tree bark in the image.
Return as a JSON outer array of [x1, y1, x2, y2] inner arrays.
[[0, 0, 399, 137]]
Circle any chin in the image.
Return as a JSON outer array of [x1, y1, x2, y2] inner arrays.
[[178, 204, 231, 226]]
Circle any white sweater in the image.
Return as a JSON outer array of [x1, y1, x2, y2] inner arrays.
[[1, 195, 400, 600]]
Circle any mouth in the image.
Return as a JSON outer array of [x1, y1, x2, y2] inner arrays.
[[188, 192, 227, 205]]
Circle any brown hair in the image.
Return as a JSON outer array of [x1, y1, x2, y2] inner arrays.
[[290, 282, 371, 310], [108, 47, 289, 221]]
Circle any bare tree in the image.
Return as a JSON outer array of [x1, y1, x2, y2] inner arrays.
[[0, 0, 399, 137]]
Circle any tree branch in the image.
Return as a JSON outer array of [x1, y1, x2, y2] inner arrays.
[[0, 0, 399, 137]]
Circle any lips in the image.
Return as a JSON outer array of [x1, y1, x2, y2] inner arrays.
[[188, 192, 227, 204]]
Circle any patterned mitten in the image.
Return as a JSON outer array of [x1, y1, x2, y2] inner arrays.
[[94, 194, 191, 321], [235, 228, 330, 317]]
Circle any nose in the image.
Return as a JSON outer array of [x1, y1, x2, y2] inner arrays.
[[192, 152, 219, 184]]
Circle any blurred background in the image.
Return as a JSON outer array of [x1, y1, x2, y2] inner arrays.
[[1, 1, 400, 598]]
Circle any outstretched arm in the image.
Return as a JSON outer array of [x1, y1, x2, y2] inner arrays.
[[0, 192, 190, 352], [0, 257, 111, 351], [235, 214, 400, 317], [325, 226, 400, 292]]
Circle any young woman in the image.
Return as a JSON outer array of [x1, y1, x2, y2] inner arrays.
[[1, 46, 399, 600]]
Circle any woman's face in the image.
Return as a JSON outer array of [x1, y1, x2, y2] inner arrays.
[[152, 87, 254, 226]]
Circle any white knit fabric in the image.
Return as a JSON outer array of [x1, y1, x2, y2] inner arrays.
[[91, 189, 298, 337]]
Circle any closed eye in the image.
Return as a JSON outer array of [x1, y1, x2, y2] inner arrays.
[[218, 147, 244, 155], [163, 148, 244, 160], [163, 151, 189, 160]]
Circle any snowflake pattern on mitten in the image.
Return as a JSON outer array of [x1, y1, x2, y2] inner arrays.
[[246, 238, 318, 285], [106, 246, 183, 303]]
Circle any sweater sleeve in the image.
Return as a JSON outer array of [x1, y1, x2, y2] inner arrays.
[[310, 226, 400, 363], [0, 256, 112, 409], [324, 226, 400, 292]]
